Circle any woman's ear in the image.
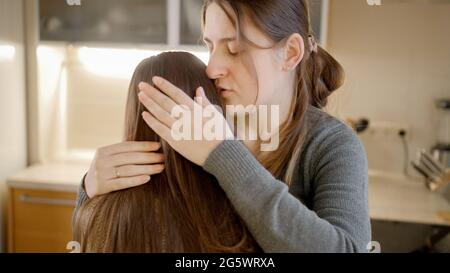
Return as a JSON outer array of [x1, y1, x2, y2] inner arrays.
[[282, 33, 305, 71]]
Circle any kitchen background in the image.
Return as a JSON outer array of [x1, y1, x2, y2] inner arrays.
[[0, 0, 449, 252]]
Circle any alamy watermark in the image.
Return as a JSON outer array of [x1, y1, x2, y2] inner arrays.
[[67, 240, 381, 253], [66, 0, 81, 6], [169, 97, 280, 152], [367, 241, 381, 253], [67, 241, 81, 253], [367, 0, 382, 6]]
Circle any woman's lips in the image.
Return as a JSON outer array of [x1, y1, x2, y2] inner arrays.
[[219, 88, 235, 96]]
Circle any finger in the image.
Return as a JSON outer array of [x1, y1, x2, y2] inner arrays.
[[138, 91, 177, 128], [108, 152, 165, 167], [138, 82, 177, 113], [115, 164, 165, 178], [150, 76, 194, 108], [107, 175, 151, 192], [101, 141, 161, 156], [142, 111, 173, 143], [195, 87, 211, 107]]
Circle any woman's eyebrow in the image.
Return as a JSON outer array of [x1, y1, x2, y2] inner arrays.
[[203, 36, 236, 44]]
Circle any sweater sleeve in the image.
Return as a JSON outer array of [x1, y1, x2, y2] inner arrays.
[[202, 124, 371, 253], [72, 173, 89, 229]]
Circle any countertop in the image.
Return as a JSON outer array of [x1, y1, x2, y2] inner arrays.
[[6, 163, 89, 193], [368, 171, 450, 227]]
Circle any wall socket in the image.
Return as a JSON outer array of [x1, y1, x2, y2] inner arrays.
[[362, 121, 410, 140]]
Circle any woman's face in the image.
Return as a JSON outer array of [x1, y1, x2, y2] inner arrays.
[[203, 2, 293, 109]]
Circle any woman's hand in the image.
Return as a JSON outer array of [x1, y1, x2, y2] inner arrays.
[[137, 76, 233, 166], [85, 141, 165, 198]]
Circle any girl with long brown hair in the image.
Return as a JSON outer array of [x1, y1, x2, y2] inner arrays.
[[73, 52, 260, 252], [75, 0, 371, 252]]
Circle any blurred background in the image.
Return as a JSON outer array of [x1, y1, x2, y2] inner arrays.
[[0, 0, 449, 253]]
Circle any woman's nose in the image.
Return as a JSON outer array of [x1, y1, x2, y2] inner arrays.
[[206, 53, 228, 80]]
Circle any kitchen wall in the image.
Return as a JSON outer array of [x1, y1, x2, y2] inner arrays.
[[36, 44, 72, 163], [324, 0, 450, 252], [65, 46, 129, 152], [325, 0, 450, 175], [0, 0, 27, 252]]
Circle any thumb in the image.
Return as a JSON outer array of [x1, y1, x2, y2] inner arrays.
[[195, 87, 211, 107]]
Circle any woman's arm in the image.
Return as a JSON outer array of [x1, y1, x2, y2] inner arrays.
[[203, 123, 371, 253]]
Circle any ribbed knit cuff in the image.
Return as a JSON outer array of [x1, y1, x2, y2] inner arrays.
[[76, 173, 90, 206], [72, 172, 89, 229], [203, 140, 264, 189]]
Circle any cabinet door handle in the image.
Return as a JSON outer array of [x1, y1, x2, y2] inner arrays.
[[19, 194, 76, 206]]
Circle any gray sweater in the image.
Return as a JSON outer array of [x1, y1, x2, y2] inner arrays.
[[74, 105, 371, 253]]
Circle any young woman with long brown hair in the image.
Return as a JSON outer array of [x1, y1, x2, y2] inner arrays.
[[75, 0, 371, 252], [73, 51, 261, 252]]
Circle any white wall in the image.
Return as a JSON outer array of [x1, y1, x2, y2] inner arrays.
[[323, 0, 450, 252], [325, 0, 450, 175], [36, 44, 70, 163], [66, 46, 129, 151], [0, 0, 27, 252]]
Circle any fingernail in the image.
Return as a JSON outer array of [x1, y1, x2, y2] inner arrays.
[[153, 76, 162, 85], [198, 87, 205, 96], [138, 82, 146, 90]]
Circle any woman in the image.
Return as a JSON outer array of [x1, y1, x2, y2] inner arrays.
[[73, 51, 261, 252], [75, 0, 371, 252]]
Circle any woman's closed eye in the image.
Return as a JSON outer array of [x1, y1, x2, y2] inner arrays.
[[203, 40, 213, 53], [227, 41, 240, 56]]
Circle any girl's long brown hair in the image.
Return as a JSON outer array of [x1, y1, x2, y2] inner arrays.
[[73, 51, 261, 253]]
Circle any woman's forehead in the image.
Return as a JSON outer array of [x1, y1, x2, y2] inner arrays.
[[203, 2, 236, 43], [203, 2, 274, 48]]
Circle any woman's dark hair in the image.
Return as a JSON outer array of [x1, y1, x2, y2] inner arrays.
[[201, 0, 345, 185], [73, 51, 261, 252]]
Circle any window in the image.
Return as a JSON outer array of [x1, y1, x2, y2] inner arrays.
[[180, 0, 203, 45], [39, 0, 167, 44], [39, 0, 328, 47]]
